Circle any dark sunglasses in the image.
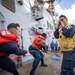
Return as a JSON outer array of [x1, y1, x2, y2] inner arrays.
[[60, 19, 64, 21]]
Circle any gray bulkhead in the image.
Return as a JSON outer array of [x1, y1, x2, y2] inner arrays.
[[0, 0, 55, 62]]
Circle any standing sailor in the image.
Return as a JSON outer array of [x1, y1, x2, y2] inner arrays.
[[54, 15, 75, 75]]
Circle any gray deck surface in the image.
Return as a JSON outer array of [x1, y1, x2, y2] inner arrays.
[[0, 51, 62, 75]]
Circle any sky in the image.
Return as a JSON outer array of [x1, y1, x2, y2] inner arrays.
[[55, 0, 75, 24], [59, 0, 75, 9]]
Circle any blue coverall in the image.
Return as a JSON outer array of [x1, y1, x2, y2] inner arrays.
[[0, 42, 27, 75]]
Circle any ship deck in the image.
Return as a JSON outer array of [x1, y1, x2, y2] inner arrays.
[[0, 51, 62, 75]]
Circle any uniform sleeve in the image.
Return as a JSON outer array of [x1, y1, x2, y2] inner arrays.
[[62, 25, 75, 37], [54, 29, 59, 39], [0, 42, 27, 55]]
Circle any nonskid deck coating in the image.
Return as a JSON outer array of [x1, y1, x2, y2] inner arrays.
[[0, 51, 62, 75]]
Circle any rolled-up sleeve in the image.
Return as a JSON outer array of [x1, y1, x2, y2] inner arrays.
[[62, 25, 75, 37]]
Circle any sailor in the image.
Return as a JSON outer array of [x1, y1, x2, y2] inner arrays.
[[0, 23, 27, 75], [29, 33, 48, 75], [54, 15, 75, 75]]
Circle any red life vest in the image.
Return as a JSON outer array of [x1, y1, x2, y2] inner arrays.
[[0, 30, 18, 56], [0, 52, 9, 56], [17, 55, 22, 62], [32, 35, 46, 49]]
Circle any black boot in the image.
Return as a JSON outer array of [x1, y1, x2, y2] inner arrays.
[[40, 61, 48, 67], [30, 69, 35, 75]]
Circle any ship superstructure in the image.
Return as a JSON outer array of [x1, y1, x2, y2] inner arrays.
[[0, 0, 61, 62]]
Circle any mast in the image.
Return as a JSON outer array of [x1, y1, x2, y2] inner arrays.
[[45, 0, 61, 29]]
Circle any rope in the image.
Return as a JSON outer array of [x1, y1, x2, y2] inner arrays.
[[28, 50, 40, 52]]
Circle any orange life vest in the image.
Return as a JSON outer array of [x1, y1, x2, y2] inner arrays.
[[0, 30, 18, 56], [32, 35, 46, 49]]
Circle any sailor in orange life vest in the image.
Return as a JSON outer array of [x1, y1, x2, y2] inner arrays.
[[29, 33, 48, 75], [0, 23, 27, 75]]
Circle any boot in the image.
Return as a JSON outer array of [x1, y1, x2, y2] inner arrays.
[[40, 61, 48, 67], [30, 69, 35, 75]]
